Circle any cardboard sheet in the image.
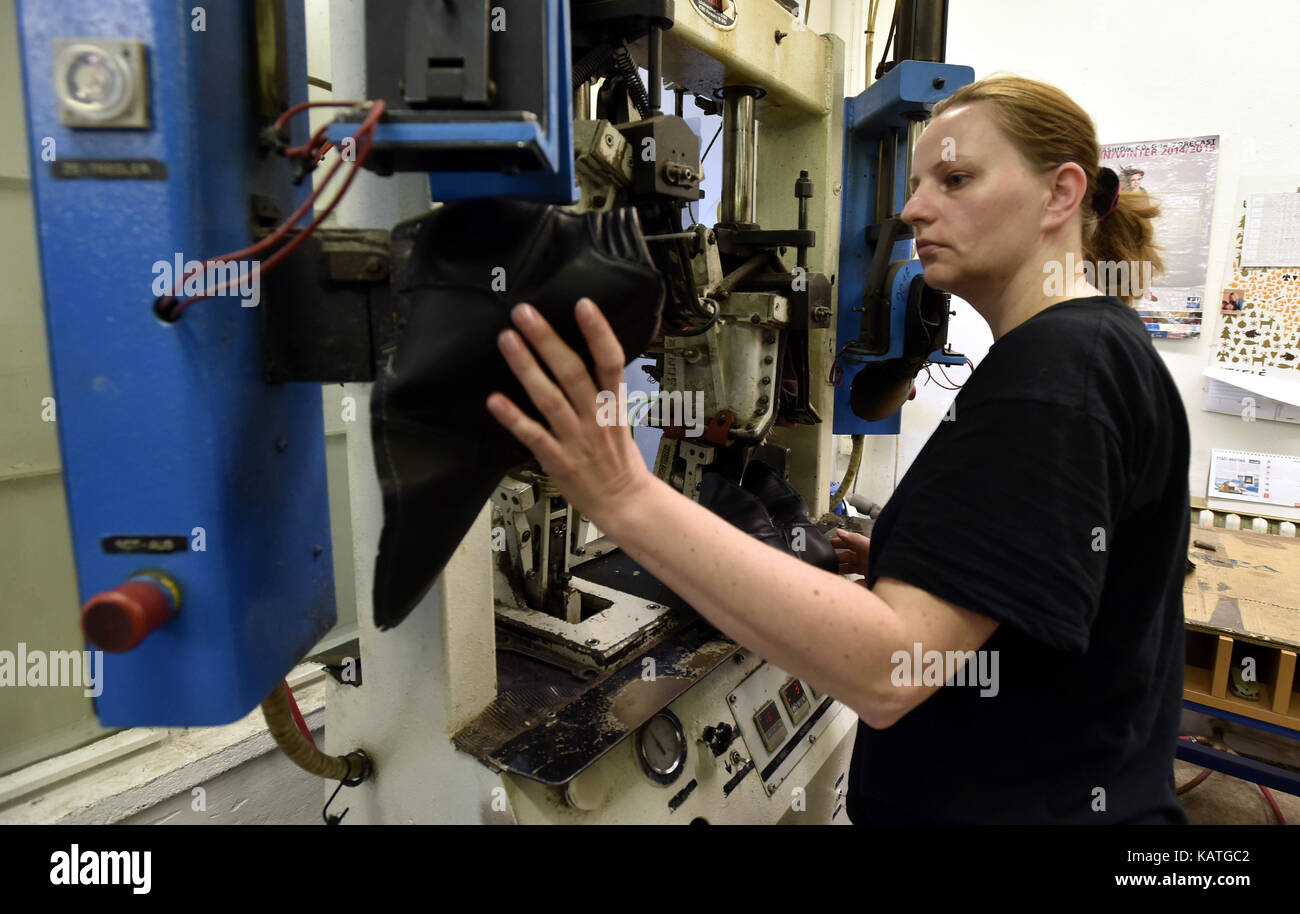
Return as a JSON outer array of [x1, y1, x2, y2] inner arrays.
[[1184, 527, 1300, 649]]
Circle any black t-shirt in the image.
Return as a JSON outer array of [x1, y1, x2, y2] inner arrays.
[[846, 296, 1191, 824]]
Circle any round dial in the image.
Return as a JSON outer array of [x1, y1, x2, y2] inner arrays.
[[636, 710, 686, 785], [56, 45, 134, 121]]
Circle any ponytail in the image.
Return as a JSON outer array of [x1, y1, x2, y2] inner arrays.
[[1083, 189, 1163, 304]]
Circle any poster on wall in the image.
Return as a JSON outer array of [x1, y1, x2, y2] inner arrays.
[[1210, 191, 1300, 379], [1099, 135, 1219, 339]]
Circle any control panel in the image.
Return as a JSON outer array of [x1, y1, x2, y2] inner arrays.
[[728, 663, 838, 797]]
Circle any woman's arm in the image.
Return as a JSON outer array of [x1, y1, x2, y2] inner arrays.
[[487, 299, 998, 728], [597, 474, 996, 727]]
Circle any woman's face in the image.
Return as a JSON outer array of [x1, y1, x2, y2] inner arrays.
[[900, 102, 1056, 302]]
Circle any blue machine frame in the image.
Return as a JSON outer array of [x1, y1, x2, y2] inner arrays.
[[834, 60, 974, 436], [326, 0, 577, 204], [18, 0, 336, 726]]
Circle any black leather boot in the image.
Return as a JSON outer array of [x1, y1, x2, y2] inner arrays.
[[740, 459, 839, 573], [698, 472, 790, 556], [370, 199, 665, 630]]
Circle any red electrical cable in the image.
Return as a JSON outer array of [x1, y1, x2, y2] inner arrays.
[[283, 678, 316, 747], [166, 132, 359, 302], [166, 100, 385, 317], [922, 366, 959, 390], [936, 362, 966, 388], [285, 121, 334, 160], [273, 99, 360, 132]]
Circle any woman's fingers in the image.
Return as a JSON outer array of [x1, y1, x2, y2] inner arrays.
[[508, 303, 600, 418], [497, 327, 584, 441], [575, 298, 629, 394], [485, 391, 567, 468]]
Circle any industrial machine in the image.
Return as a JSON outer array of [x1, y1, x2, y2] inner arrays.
[[18, 0, 968, 823]]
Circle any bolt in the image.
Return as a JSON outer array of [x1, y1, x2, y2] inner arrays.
[[933, 76, 946, 89], [575, 546, 585, 555], [604, 133, 614, 146], [586, 638, 599, 645], [729, 694, 738, 702], [363, 255, 384, 276], [775, 29, 787, 43], [750, 314, 761, 324], [760, 376, 771, 385], [647, 603, 659, 609], [764, 355, 774, 364]]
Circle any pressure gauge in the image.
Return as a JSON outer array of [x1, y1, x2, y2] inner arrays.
[[636, 710, 687, 785]]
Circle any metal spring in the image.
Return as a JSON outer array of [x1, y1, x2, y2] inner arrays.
[[611, 45, 651, 118], [572, 43, 614, 90]]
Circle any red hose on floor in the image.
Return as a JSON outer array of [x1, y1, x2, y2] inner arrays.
[[1179, 734, 1286, 824]]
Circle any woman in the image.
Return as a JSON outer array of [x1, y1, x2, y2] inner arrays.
[[485, 75, 1191, 824]]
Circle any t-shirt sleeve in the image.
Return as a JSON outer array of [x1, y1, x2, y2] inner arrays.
[[869, 396, 1127, 654]]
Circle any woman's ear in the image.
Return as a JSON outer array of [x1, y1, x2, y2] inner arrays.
[[1042, 161, 1088, 231]]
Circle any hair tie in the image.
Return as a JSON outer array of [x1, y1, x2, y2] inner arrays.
[[1093, 166, 1121, 220]]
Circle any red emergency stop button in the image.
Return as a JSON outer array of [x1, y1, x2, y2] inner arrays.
[[81, 571, 180, 653]]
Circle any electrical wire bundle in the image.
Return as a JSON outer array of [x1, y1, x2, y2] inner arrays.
[[155, 99, 386, 321]]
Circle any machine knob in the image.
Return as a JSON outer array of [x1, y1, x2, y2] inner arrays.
[[80, 571, 180, 653], [702, 721, 736, 757]]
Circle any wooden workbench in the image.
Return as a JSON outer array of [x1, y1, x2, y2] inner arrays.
[[1183, 527, 1300, 731]]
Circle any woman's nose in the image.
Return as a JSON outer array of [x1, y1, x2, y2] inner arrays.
[[900, 188, 926, 227]]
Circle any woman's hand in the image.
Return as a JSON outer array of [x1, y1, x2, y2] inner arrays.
[[485, 298, 654, 528], [829, 529, 871, 577]]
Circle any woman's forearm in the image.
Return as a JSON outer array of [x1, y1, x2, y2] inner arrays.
[[594, 472, 908, 721]]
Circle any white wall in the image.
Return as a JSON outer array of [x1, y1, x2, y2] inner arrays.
[[843, 0, 1300, 506]]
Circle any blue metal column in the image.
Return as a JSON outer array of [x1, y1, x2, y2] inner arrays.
[[833, 60, 973, 436], [18, 0, 335, 725]]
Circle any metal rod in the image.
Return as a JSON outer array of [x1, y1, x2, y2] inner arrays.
[[574, 81, 591, 120], [795, 169, 813, 270], [904, 118, 925, 206], [875, 127, 896, 222], [721, 87, 760, 226], [644, 231, 698, 242], [647, 26, 663, 115]]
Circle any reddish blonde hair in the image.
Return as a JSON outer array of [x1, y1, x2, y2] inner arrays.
[[931, 75, 1163, 303]]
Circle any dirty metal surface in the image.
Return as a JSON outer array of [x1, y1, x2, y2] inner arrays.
[[453, 620, 738, 785]]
